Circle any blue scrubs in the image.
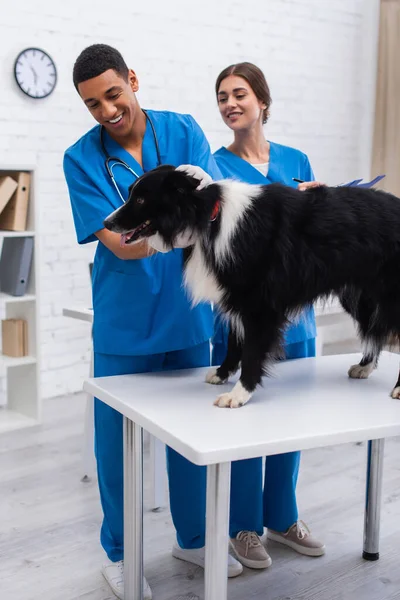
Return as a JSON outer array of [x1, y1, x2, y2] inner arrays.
[[64, 111, 220, 357], [64, 110, 223, 559], [93, 344, 211, 559], [213, 143, 317, 534]]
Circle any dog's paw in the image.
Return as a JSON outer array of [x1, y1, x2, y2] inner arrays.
[[205, 367, 226, 385], [348, 363, 374, 379], [391, 386, 400, 399], [214, 393, 243, 408], [214, 382, 251, 409]]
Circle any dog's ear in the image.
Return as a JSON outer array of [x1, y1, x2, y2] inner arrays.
[[151, 165, 176, 174], [163, 170, 199, 194], [128, 165, 176, 196]]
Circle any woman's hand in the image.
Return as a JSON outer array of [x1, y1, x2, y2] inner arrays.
[[297, 181, 325, 191], [176, 164, 213, 190]]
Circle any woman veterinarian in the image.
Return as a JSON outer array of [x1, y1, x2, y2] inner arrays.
[[212, 62, 325, 567]]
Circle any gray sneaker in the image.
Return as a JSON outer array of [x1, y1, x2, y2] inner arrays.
[[267, 520, 325, 557], [230, 531, 272, 569]]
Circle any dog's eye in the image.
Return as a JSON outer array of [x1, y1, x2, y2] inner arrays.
[[136, 198, 145, 205]]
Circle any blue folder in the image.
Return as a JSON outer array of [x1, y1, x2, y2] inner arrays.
[[340, 175, 385, 188]]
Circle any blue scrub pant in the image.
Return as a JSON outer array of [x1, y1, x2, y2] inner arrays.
[[94, 342, 210, 561], [212, 338, 316, 536], [94, 339, 315, 561]]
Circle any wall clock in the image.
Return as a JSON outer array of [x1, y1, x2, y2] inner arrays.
[[14, 48, 57, 99]]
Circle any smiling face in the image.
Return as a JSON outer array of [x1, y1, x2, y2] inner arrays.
[[217, 75, 266, 133], [78, 68, 141, 140]]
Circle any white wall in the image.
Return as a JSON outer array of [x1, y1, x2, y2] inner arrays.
[[0, 0, 380, 398]]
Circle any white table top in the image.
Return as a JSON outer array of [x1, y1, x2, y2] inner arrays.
[[63, 306, 93, 323], [84, 352, 400, 466]]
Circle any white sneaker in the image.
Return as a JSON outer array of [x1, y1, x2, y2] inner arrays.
[[101, 560, 152, 600], [172, 543, 243, 577]]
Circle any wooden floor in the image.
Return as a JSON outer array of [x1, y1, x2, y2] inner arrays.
[[2, 377, 400, 599]]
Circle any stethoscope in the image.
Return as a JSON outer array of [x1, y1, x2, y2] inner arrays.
[[100, 109, 162, 203]]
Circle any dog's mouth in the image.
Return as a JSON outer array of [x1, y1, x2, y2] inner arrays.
[[120, 220, 153, 246]]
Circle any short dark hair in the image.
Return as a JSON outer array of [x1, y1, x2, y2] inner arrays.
[[73, 44, 129, 91], [215, 62, 272, 124]]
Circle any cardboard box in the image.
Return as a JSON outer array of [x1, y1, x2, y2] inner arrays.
[[0, 172, 31, 231], [1, 319, 28, 357], [0, 176, 18, 214]]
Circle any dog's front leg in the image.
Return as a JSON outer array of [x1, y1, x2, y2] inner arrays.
[[214, 316, 282, 409], [206, 326, 242, 385], [214, 310, 285, 408], [214, 325, 262, 408]]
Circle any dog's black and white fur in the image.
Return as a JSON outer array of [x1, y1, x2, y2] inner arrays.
[[104, 165, 400, 408]]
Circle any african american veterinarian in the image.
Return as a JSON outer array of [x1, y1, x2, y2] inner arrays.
[[63, 44, 225, 600], [211, 62, 325, 567]]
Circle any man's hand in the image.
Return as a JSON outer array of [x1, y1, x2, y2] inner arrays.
[[95, 228, 156, 260], [176, 164, 213, 190]]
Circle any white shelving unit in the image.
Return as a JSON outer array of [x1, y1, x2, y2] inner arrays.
[[0, 166, 41, 434]]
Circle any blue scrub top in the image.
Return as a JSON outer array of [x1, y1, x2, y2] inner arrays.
[[213, 142, 317, 346], [64, 110, 221, 356]]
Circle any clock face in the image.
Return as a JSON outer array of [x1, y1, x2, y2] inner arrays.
[[14, 48, 57, 99]]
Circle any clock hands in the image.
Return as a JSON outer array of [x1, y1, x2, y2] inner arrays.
[[29, 64, 38, 86]]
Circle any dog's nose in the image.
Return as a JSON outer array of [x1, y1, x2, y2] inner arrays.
[[103, 217, 113, 230]]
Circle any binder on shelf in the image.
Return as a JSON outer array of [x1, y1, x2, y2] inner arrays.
[[0, 176, 18, 214], [0, 237, 34, 296], [0, 171, 31, 231], [1, 319, 28, 358]]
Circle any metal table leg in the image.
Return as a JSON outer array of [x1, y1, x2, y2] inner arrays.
[[363, 438, 385, 561], [81, 349, 96, 482], [149, 435, 166, 511], [124, 418, 144, 598], [205, 462, 231, 600]]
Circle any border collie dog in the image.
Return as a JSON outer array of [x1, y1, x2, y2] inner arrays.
[[104, 165, 400, 409]]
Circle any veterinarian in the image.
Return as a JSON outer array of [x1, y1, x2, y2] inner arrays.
[[63, 44, 226, 600], [211, 62, 325, 565]]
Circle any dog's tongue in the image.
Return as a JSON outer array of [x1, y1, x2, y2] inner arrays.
[[120, 232, 133, 247]]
